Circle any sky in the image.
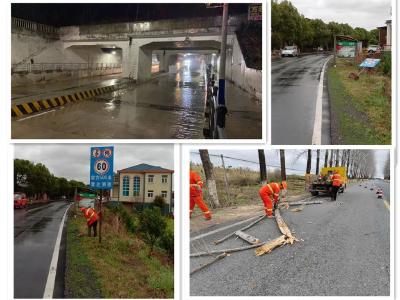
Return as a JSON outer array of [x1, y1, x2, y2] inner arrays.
[[11, 3, 249, 27], [288, 0, 391, 30], [190, 149, 390, 178], [14, 144, 174, 184]]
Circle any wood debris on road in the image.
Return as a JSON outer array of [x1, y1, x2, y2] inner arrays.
[[255, 235, 287, 256]]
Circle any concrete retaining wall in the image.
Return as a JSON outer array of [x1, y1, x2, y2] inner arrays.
[[225, 35, 262, 99]]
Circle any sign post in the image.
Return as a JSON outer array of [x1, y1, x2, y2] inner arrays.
[[90, 146, 114, 243]]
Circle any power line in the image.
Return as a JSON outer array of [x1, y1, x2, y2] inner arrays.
[[190, 152, 306, 173]]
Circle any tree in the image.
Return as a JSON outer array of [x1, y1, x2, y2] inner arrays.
[[383, 154, 390, 180], [258, 149, 267, 184], [329, 150, 333, 167], [324, 150, 329, 168], [315, 149, 320, 174], [139, 207, 166, 255], [306, 150, 312, 174], [199, 150, 220, 208], [280, 150, 287, 181]]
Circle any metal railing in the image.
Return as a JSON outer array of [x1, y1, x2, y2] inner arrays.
[[12, 17, 59, 36], [12, 63, 122, 74], [203, 65, 219, 139]]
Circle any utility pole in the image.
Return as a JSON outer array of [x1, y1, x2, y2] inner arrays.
[[216, 3, 228, 138], [99, 189, 103, 244]]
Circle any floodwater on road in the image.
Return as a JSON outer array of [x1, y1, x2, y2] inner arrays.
[[14, 201, 69, 298], [12, 70, 262, 139]]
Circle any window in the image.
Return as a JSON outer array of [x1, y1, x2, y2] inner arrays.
[[122, 176, 130, 196], [133, 176, 140, 196], [161, 191, 167, 198], [148, 175, 154, 183], [162, 175, 168, 184], [147, 190, 154, 198]]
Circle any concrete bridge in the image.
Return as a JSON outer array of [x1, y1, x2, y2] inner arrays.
[[12, 15, 257, 85]]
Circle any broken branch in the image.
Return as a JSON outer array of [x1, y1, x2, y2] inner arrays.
[[190, 253, 228, 275]]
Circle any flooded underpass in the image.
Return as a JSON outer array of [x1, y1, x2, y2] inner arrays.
[[12, 69, 262, 139]]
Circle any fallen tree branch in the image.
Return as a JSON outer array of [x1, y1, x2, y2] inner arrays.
[[283, 200, 323, 206], [214, 215, 266, 245], [190, 253, 228, 275], [255, 235, 287, 256], [274, 209, 299, 244], [191, 241, 268, 257], [235, 230, 260, 244]]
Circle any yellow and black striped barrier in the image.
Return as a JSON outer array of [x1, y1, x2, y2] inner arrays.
[[11, 85, 119, 118]]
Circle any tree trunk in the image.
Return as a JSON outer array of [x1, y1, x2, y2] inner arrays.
[[199, 150, 220, 208], [306, 150, 312, 174], [315, 149, 320, 174], [258, 149, 267, 184], [346, 150, 351, 177], [329, 150, 333, 167], [280, 150, 287, 181], [324, 149, 328, 168], [335, 149, 340, 167]]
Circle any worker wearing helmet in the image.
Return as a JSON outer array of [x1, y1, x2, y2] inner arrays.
[[190, 170, 212, 220], [80, 206, 99, 237], [330, 171, 342, 201]]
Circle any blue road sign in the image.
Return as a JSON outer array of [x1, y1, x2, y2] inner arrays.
[[359, 58, 381, 68], [90, 146, 114, 190]]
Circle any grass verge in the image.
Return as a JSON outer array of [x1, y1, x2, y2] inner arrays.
[[65, 207, 174, 298], [327, 59, 391, 144]]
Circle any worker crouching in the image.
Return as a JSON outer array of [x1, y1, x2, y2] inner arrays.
[[259, 181, 287, 218], [190, 170, 212, 220], [80, 206, 99, 237]]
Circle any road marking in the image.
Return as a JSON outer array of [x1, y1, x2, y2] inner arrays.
[[43, 204, 71, 299], [383, 200, 390, 210], [17, 107, 64, 121], [311, 55, 332, 145]]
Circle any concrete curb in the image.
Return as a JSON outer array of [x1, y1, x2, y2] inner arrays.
[[11, 82, 128, 118]]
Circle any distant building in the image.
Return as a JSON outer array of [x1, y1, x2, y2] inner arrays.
[[111, 163, 174, 209], [378, 20, 391, 51]]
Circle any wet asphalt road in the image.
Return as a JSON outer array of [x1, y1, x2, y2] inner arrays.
[[190, 180, 390, 296], [271, 54, 331, 145], [14, 201, 69, 298], [12, 71, 261, 139]]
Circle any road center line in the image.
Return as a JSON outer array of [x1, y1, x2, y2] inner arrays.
[[311, 55, 332, 145], [43, 204, 71, 299]]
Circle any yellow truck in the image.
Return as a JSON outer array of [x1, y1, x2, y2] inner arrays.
[[309, 167, 348, 196]]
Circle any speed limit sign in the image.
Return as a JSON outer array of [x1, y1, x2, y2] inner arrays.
[[94, 159, 110, 175], [90, 146, 114, 189]]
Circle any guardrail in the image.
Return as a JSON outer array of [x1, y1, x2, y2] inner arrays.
[[12, 63, 122, 74], [12, 17, 59, 36]]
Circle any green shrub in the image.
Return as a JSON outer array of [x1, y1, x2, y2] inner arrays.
[[139, 208, 166, 255], [159, 229, 174, 259], [111, 204, 136, 234], [153, 195, 166, 209], [379, 53, 391, 77]]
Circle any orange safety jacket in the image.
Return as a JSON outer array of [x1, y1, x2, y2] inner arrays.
[[82, 207, 98, 226], [259, 183, 279, 200], [190, 171, 203, 197], [331, 174, 342, 187]]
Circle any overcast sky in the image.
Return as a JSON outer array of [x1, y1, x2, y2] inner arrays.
[[287, 0, 391, 30], [14, 144, 174, 184], [190, 149, 389, 178]]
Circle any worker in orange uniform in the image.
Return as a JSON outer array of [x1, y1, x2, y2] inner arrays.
[[259, 181, 287, 218], [330, 171, 342, 201], [190, 170, 212, 220], [80, 206, 99, 237]]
